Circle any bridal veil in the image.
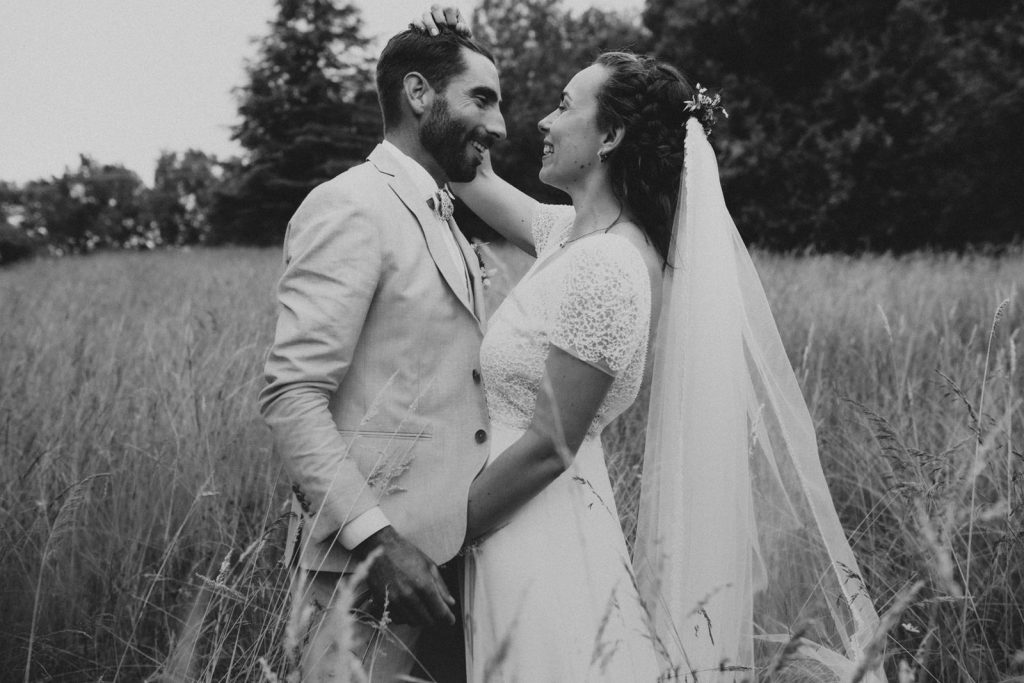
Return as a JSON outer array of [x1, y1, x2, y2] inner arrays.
[[634, 117, 885, 682]]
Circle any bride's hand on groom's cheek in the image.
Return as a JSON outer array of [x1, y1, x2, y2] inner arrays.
[[415, 4, 471, 37]]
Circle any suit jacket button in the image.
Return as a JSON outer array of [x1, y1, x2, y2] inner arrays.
[[472, 369, 481, 384], [475, 429, 487, 444]]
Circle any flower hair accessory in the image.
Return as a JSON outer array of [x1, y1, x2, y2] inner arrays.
[[684, 83, 728, 136]]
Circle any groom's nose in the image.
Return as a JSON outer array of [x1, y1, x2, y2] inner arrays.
[[484, 108, 506, 141]]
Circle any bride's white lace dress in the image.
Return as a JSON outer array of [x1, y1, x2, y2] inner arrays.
[[463, 204, 664, 682]]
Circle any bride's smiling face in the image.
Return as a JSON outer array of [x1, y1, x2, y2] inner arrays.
[[537, 64, 610, 192]]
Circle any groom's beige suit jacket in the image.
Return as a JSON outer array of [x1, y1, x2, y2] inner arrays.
[[259, 143, 491, 573]]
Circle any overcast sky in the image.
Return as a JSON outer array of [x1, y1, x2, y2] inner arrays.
[[0, 0, 640, 185]]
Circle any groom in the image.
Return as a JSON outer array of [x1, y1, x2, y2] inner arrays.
[[258, 22, 504, 682]]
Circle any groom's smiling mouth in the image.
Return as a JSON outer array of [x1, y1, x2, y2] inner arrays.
[[542, 140, 553, 159], [469, 139, 489, 163]]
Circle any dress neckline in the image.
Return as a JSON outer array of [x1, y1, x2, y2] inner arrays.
[[531, 228, 648, 282]]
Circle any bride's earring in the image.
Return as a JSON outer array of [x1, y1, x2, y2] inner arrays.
[[599, 150, 609, 163]]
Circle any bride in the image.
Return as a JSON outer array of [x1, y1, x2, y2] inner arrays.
[[424, 12, 885, 683], [456, 50, 670, 682]]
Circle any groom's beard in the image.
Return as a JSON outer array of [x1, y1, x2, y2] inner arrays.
[[421, 96, 480, 183]]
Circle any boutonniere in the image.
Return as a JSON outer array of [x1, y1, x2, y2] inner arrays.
[[471, 240, 492, 290]]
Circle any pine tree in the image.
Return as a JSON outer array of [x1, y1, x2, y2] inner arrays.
[[210, 0, 380, 245]]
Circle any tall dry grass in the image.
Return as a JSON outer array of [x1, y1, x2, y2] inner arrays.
[[603, 250, 1024, 682], [1, 249, 287, 682], [0, 245, 1021, 682]]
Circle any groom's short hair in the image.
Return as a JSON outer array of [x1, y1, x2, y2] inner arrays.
[[376, 26, 495, 130]]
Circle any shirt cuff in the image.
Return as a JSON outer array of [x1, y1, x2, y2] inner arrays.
[[339, 507, 391, 550]]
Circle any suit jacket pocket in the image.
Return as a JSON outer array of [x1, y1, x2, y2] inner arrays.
[[337, 428, 435, 498]]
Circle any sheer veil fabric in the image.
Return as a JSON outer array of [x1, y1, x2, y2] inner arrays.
[[634, 118, 884, 682]]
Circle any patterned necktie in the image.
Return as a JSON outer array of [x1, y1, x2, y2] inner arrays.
[[428, 186, 455, 222], [427, 185, 473, 307]]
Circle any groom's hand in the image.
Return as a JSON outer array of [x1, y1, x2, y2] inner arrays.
[[354, 525, 456, 626]]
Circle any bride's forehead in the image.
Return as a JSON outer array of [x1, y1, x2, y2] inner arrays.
[[564, 64, 610, 99]]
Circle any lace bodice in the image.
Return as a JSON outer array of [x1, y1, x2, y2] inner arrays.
[[480, 204, 652, 438]]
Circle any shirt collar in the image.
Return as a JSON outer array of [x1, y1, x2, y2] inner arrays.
[[381, 140, 443, 201]]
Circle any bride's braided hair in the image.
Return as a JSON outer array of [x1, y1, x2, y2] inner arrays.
[[593, 52, 696, 265]]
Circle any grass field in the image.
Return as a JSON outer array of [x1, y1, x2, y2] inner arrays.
[[0, 245, 1021, 682]]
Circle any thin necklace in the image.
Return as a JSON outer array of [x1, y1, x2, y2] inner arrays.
[[558, 207, 624, 248]]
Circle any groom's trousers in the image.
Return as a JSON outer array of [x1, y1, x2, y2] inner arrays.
[[295, 560, 466, 682]]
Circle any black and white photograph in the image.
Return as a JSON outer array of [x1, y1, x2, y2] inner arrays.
[[1, 1, 1022, 681]]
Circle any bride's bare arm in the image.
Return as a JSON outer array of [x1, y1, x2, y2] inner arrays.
[[451, 150, 540, 255], [464, 346, 613, 542]]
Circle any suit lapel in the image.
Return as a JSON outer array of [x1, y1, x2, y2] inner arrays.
[[451, 225, 487, 329], [368, 145, 479, 324]]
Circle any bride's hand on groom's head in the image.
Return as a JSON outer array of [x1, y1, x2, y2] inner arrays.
[[415, 4, 471, 37]]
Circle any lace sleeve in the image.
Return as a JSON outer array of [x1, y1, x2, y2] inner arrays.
[[531, 203, 575, 254], [550, 238, 651, 376]]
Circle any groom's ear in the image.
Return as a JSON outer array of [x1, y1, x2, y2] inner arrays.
[[402, 72, 434, 117]]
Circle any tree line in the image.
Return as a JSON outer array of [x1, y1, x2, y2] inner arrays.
[[2, 0, 1021, 265], [0, 151, 223, 262]]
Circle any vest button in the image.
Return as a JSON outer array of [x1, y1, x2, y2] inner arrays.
[[475, 429, 487, 444], [472, 369, 481, 384]]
